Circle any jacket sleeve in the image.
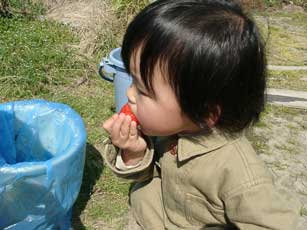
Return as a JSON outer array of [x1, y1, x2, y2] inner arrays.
[[224, 182, 300, 230], [101, 136, 155, 182]]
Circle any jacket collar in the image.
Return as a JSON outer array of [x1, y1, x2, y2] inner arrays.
[[177, 128, 229, 162]]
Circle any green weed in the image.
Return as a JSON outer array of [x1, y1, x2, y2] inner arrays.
[[112, 0, 149, 16], [300, 207, 307, 216], [2, 0, 45, 18], [0, 17, 88, 99]]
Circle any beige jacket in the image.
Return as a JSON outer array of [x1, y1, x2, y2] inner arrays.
[[102, 129, 299, 229]]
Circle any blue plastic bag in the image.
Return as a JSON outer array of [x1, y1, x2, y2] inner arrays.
[[0, 100, 87, 230]]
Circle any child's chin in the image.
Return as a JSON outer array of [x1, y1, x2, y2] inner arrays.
[[142, 129, 174, 137], [140, 129, 152, 136], [141, 128, 157, 136]]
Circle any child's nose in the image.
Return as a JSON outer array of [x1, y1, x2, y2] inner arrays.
[[126, 84, 136, 104]]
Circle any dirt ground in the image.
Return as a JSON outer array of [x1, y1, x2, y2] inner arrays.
[[246, 106, 307, 230]]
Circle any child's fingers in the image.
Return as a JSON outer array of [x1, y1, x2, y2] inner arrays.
[[129, 121, 138, 141], [120, 115, 131, 139], [102, 114, 118, 133], [111, 113, 125, 140], [129, 121, 147, 152]]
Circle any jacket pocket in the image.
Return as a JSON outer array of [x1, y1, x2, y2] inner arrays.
[[184, 193, 225, 226]]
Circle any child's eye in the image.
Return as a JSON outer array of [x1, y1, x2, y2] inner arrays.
[[131, 77, 150, 97]]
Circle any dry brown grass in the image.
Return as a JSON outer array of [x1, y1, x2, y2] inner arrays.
[[240, 0, 265, 10], [43, 0, 122, 58], [33, 0, 71, 10]]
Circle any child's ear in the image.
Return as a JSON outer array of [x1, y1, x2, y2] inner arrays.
[[205, 105, 221, 128]]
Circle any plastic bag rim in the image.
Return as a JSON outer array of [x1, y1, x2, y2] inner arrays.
[[0, 99, 87, 172]]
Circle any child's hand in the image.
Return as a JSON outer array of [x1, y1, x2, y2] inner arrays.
[[102, 113, 147, 165]]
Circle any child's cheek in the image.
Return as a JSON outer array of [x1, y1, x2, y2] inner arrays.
[[136, 109, 151, 132], [137, 113, 162, 136]]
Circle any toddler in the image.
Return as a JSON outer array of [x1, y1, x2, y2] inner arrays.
[[102, 0, 299, 229]]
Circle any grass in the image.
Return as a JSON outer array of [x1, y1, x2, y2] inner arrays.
[[266, 10, 307, 27], [0, 3, 131, 228], [266, 25, 306, 66], [246, 104, 307, 156], [47, 84, 131, 228], [267, 104, 307, 118], [241, 0, 306, 10], [2, 0, 45, 17], [267, 70, 307, 91], [112, 0, 149, 20], [255, 11, 307, 66], [300, 207, 307, 216], [274, 143, 300, 155], [0, 16, 86, 99]]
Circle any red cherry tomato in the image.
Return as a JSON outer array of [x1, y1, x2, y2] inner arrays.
[[119, 103, 139, 125]]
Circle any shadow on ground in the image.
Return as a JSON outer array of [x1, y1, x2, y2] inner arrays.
[[72, 143, 104, 230]]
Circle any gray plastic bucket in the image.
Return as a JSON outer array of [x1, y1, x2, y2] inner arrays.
[[99, 47, 132, 112]]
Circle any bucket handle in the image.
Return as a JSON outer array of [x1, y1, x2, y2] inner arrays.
[[98, 58, 116, 82]]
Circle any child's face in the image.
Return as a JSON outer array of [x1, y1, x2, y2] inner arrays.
[[126, 49, 200, 136]]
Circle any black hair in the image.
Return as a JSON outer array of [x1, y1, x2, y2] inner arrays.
[[121, 0, 267, 133]]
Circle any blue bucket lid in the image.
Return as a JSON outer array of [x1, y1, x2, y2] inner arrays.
[[109, 47, 125, 69]]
